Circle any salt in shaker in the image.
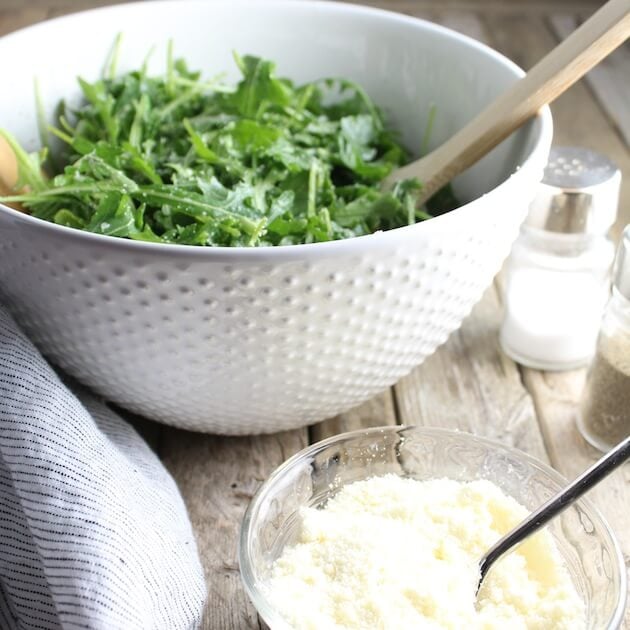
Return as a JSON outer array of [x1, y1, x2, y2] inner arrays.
[[577, 226, 630, 452], [500, 147, 621, 370]]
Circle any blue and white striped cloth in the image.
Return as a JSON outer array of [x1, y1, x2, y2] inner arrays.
[[0, 307, 206, 629]]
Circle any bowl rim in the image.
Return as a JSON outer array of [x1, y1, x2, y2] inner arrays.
[[238, 424, 627, 630], [0, 0, 553, 259]]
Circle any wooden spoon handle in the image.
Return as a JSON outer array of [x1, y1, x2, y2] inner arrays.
[[387, 0, 630, 203], [0, 135, 18, 197]]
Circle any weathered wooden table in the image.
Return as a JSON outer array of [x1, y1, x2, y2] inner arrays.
[[2, 0, 629, 628]]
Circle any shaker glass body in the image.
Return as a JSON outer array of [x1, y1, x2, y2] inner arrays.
[[577, 287, 630, 452], [500, 227, 615, 370]]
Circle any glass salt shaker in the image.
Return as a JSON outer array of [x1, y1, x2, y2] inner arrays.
[[500, 147, 621, 370], [577, 226, 630, 452]]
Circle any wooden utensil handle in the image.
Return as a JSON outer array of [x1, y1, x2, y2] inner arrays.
[[0, 135, 18, 197], [389, 0, 630, 202]]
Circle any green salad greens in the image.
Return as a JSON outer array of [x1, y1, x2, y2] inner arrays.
[[0, 45, 456, 247]]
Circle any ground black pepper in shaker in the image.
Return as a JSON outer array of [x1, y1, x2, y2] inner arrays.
[[577, 226, 630, 452]]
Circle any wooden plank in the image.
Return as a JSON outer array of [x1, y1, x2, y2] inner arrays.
[[0, 0, 129, 9], [435, 10, 487, 40], [394, 286, 549, 461], [549, 14, 630, 149], [0, 0, 600, 25], [339, 1, 602, 16], [0, 0, 602, 9], [309, 390, 398, 443], [0, 7, 48, 35], [399, 8, 487, 40], [159, 427, 308, 630]]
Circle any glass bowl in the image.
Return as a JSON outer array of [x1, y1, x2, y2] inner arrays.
[[239, 426, 626, 629]]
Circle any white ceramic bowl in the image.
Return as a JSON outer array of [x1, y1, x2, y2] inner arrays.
[[0, 1, 552, 434]]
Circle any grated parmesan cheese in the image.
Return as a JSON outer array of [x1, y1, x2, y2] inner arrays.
[[267, 475, 585, 629]]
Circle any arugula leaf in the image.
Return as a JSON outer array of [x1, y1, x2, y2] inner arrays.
[[230, 119, 281, 153], [53, 208, 85, 229], [86, 191, 138, 236], [0, 46, 450, 247], [231, 54, 292, 118]]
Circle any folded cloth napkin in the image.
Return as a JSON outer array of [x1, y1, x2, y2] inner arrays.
[[0, 307, 206, 629]]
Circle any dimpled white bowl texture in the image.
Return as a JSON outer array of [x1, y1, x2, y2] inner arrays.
[[0, 0, 552, 434]]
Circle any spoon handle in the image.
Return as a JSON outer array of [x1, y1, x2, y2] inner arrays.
[[387, 0, 630, 203], [477, 435, 630, 592], [0, 135, 18, 197]]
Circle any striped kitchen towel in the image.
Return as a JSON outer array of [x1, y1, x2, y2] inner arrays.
[[0, 307, 206, 630]]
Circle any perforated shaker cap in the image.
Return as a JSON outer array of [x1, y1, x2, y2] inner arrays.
[[526, 146, 621, 234], [613, 226, 630, 301]]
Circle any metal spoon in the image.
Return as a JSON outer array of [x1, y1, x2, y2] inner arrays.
[[476, 434, 630, 595]]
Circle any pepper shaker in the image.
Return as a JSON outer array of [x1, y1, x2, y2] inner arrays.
[[577, 226, 630, 452], [500, 147, 621, 370]]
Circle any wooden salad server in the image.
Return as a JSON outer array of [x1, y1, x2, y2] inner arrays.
[[386, 0, 630, 205], [0, 135, 18, 198]]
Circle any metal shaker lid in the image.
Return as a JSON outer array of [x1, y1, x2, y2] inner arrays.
[[613, 226, 630, 301], [526, 146, 621, 234]]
